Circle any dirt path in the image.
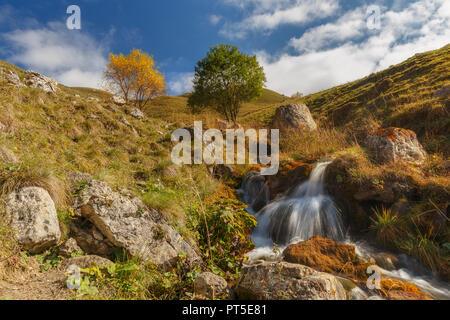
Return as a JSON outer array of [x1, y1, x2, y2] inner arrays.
[[0, 269, 72, 300]]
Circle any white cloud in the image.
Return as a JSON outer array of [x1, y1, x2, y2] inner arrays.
[[257, 0, 450, 96], [168, 72, 194, 95], [2, 22, 109, 88], [289, 8, 366, 52], [220, 0, 340, 38], [209, 15, 222, 25]]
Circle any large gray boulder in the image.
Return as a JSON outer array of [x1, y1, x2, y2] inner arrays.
[[272, 103, 317, 132], [235, 261, 346, 300], [6, 187, 61, 252], [365, 127, 427, 164], [25, 70, 58, 94], [73, 179, 201, 269]]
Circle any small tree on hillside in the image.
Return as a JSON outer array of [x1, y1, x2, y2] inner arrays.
[[188, 44, 266, 124], [104, 49, 165, 108]]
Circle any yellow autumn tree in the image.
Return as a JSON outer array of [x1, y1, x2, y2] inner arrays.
[[104, 49, 166, 108]]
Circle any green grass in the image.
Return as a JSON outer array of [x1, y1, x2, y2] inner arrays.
[[370, 206, 402, 248]]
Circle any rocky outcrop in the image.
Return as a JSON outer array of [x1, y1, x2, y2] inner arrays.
[[365, 127, 427, 164], [130, 108, 145, 120], [1, 68, 24, 88], [381, 279, 431, 300], [353, 180, 416, 204], [6, 187, 61, 252], [194, 272, 233, 300], [71, 220, 115, 256], [25, 70, 58, 94], [111, 95, 126, 105], [60, 255, 113, 271], [272, 103, 317, 132], [73, 179, 201, 269], [267, 161, 312, 199], [283, 237, 372, 282], [235, 261, 346, 300], [238, 171, 270, 212]]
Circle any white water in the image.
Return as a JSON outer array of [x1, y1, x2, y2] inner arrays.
[[239, 161, 450, 300], [251, 162, 345, 247]]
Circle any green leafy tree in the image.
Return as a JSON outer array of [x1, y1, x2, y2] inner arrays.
[[188, 44, 266, 124]]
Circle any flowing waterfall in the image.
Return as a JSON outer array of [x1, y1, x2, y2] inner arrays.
[[240, 162, 450, 299], [249, 162, 345, 247]]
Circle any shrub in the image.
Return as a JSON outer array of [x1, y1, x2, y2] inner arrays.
[[369, 206, 402, 248], [187, 199, 257, 280]]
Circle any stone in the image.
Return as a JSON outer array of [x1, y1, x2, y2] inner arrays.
[[73, 179, 201, 269], [381, 279, 431, 300], [364, 127, 427, 164], [58, 238, 83, 257], [6, 187, 61, 252], [433, 84, 450, 98], [272, 103, 317, 132], [208, 164, 235, 179], [268, 161, 312, 199], [372, 253, 401, 271], [104, 104, 119, 113], [130, 108, 145, 120], [282, 236, 372, 282], [1, 68, 24, 88], [71, 220, 115, 256], [60, 255, 113, 271], [112, 95, 126, 105], [239, 171, 270, 212], [0, 146, 19, 163], [194, 272, 233, 300], [25, 70, 58, 94], [120, 116, 132, 127], [235, 261, 346, 300]]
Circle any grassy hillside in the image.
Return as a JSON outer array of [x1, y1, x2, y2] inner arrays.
[[0, 44, 448, 298], [305, 44, 450, 154], [144, 45, 449, 155], [145, 88, 291, 128]]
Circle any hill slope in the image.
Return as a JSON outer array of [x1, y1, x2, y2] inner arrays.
[[305, 44, 450, 154]]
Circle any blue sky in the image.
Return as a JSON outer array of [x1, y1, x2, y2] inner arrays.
[[0, 0, 448, 95]]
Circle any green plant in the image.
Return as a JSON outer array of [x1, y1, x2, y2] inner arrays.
[[187, 199, 257, 280], [369, 206, 402, 247], [35, 249, 61, 272]]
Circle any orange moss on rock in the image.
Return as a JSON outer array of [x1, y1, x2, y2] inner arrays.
[[268, 161, 312, 199], [374, 127, 416, 141], [282, 236, 373, 283], [381, 279, 431, 300]]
